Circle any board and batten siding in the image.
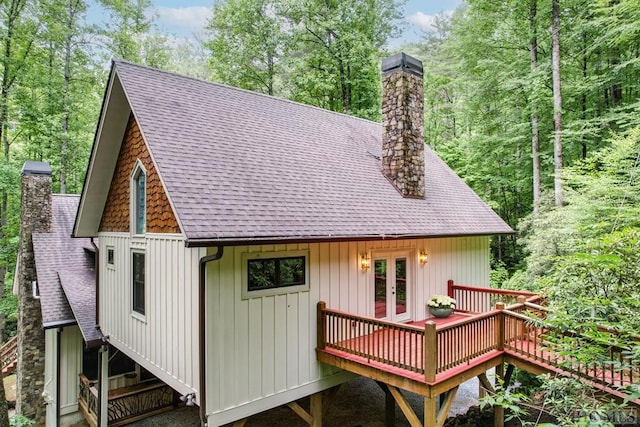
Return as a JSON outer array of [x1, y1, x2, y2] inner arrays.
[[44, 325, 85, 427], [205, 236, 489, 425], [99, 232, 205, 398]]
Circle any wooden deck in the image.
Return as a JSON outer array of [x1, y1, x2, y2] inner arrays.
[[316, 283, 639, 427]]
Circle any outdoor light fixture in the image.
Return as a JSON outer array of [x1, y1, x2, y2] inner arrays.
[[360, 253, 371, 271], [180, 393, 196, 407], [418, 250, 428, 265]]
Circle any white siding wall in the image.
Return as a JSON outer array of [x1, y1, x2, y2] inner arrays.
[[43, 325, 85, 427], [205, 236, 489, 425], [99, 232, 204, 397]]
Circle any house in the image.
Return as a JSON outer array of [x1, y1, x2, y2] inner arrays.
[[68, 52, 512, 426]]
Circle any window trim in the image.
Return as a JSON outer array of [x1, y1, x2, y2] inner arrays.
[[241, 250, 310, 299], [131, 250, 146, 317], [130, 161, 147, 236]]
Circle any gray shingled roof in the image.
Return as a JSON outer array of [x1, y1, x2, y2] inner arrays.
[[100, 61, 512, 243], [33, 195, 100, 345]]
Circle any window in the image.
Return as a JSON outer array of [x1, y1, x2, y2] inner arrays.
[[132, 251, 145, 315], [132, 165, 146, 235], [107, 248, 115, 267], [242, 251, 309, 298]]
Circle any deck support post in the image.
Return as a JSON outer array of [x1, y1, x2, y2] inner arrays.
[[424, 396, 437, 427], [494, 363, 505, 427], [286, 392, 323, 426], [310, 392, 323, 427], [375, 382, 395, 427]]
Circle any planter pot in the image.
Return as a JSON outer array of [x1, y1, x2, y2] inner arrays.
[[428, 306, 453, 318]]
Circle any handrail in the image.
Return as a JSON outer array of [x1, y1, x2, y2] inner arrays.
[[448, 280, 543, 313], [319, 302, 426, 374], [502, 309, 639, 393]]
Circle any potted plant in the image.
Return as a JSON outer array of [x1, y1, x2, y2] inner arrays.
[[426, 295, 456, 318]]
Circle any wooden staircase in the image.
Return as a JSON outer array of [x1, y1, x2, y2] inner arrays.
[[0, 336, 18, 377]]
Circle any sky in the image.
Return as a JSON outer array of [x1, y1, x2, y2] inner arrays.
[[142, 0, 463, 45]]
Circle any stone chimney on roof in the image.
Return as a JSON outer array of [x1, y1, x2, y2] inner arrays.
[[16, 161, 51, 425], [381, 52, 425, 198]]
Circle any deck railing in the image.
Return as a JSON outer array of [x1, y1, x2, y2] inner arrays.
[[318, 296, 639, 401], [318, 302, 508, 382], [503, 309, 640, 392], [0, 336, 18, 377], [318, 302, 426, 374], [448, 280, 542, 313], [434, 310, 502, 377], [79, 374, 99, 426], [78, 374, 176, 426]]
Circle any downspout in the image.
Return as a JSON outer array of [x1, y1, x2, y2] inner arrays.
[[91, 238, 99, 327], [56, 328, 62, 427], [199, 246, 224, 427]]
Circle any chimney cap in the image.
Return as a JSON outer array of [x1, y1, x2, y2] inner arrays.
[[381, 52, 423, 77], [22, 161, 52, 176]]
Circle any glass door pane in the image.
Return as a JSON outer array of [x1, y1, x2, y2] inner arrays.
[[374, 259, 387, 319], [395, 258, 407, 316]]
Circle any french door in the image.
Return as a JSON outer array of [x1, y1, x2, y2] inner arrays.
[[372, 251, 411, 322]]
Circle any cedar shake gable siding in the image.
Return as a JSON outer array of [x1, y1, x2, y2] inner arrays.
[[99, 115, 180, 234]]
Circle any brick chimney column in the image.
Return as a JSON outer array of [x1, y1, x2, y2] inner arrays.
[[16, 161, 51, 425], [381, 52, 425, 198]]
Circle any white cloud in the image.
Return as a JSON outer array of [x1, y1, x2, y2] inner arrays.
[[154, 6, 212, 34], [406, 10, 453, 33]]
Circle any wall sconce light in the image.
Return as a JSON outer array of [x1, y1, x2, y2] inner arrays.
[[360, 253, 371, 271], [418, 250, 428, 265], [180, 393, 196, 406]]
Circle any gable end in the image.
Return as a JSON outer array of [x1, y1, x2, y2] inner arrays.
[[99, 115, 180, 234]]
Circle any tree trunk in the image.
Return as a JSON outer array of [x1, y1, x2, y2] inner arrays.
[[0, 315, 9, 427], [530, 0, 541, 215], [552, 0, 563, 207]]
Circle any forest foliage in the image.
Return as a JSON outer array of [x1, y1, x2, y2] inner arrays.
[[0, 0, 639, 421]]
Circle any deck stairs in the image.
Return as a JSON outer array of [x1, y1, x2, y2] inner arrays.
[[0, 336, 17, 377]]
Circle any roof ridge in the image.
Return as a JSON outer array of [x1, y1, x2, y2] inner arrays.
[[113, 60, 381, 127]]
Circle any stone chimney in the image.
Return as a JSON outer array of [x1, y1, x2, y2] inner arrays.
[[16, 161, 51, 425], [381, 52, 425, 198]]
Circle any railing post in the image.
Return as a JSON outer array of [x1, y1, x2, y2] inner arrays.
[[495, 302, 505, 351], [424, 321, 437, 383], [317, 301, 326, 350], [447, 279, 454, 298]]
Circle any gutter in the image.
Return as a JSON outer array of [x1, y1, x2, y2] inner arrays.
[[184, 230, 515, 248], [198, 246, 224, 427]]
